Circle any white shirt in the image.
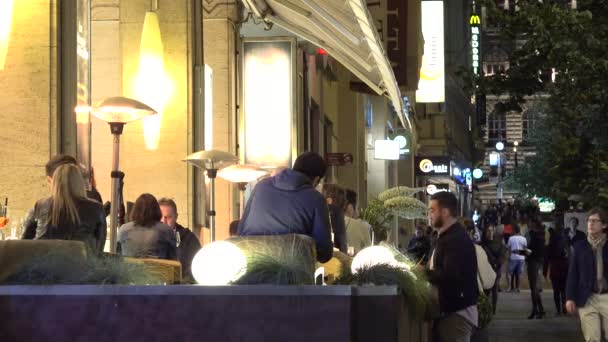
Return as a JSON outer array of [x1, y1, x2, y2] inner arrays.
[[507, 235, 527, 260], [344, 216, 372, 254]]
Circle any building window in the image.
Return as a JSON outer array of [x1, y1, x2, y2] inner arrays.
[[483, 48, 509, 76], [522, 110, 537, 142], [488, 111, 506, 143], [495, 0, 516, 11]]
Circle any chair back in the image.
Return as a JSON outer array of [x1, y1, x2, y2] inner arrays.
[[122, 257, 182, 284], [0, 240, 88, 283]]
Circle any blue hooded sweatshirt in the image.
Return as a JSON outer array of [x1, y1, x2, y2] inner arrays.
[[238, 169, 333, 263]]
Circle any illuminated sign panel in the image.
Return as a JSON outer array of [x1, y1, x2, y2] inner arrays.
[[415, 157, 451, 176], [416, 1, 445, 103], [470, 14, 481, 75], [374, 140, 401, 160]]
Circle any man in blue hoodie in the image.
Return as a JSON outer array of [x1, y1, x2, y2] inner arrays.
[[238, 152, 333, 263]]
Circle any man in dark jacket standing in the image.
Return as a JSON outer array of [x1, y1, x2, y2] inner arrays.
[[426, 192, 479, 342], [159, 198, 202, 283], [238, 152, 333, 263]]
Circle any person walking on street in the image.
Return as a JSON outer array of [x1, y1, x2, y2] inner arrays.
[[526, 219, 546, 319], [506, 224, 527, 292], [482, 226, 507, 314], [425, 192, 479, 342], [544, 227, 569, 315], [566, 207, 608, 342]]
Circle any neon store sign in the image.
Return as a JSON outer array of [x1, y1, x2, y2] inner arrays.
[[470, 14, 481, 75]]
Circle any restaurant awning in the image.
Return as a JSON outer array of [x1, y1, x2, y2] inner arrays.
[[240, 0, 413, 130]]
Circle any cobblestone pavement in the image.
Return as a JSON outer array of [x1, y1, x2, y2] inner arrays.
[[482, 290, 585, 342]]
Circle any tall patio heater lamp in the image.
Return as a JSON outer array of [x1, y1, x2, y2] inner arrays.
[[184, 150, 238, 242], [217, 164, 269, 216], [90, 96, 157, 253]]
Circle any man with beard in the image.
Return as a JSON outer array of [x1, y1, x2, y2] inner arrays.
[[425, 192, 479, 342]]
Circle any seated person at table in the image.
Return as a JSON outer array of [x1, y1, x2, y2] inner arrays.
[[22, 155, 105, 234], [343, 189, 372, 255], [238, 152, 333, 263], [158, 198, 201, 282], [118, 193, 176, 260], [321, 184, 347, 253], [21, 164, 106, 253]]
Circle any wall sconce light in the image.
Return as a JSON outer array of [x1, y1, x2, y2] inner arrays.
[[0, 0, 14, 70], [135, 1, 170, 150]]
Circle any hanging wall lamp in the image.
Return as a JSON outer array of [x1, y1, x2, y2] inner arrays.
[[135, 0, 170, 150], [0, 0, 14, 70]]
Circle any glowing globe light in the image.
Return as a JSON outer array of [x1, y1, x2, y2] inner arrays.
[[495, 141, 505, 151], [351, 246, 406, 274], [473, 168, 483, 179], [191, 241, 247, 285]]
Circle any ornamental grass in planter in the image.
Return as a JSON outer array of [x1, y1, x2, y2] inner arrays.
[[335, 263, 431, 320], [1, 252, 164, 285], [232, 254, 313, 285], [229, 234, 316, 285]]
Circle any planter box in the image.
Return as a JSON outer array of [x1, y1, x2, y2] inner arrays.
[[0, 285, 429, 342]]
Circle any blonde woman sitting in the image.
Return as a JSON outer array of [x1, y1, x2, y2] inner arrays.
[[22, 164, 107, 253]]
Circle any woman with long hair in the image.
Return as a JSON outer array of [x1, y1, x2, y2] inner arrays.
[[21, 164, 107, 253], [118, 193, 176, 260], [482, 225, 507, 315]]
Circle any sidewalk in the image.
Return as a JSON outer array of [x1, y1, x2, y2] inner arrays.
[[482, 290, 584, 342]]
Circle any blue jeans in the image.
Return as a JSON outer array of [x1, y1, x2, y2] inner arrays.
[[508, 259, 524, 275]]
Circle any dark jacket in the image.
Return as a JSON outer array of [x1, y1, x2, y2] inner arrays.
[[482, 238, 506, 271], [22, 197, 107, 253], [238, 170, 333, 263], [328, 204, 347, 253], [118, 221, 177, 260], [175, 223, 202, 283], [566, 229, 586, 246], [543, 232, 569, 281], [426, 222, 479, 315], [527, 228, 546, 263], [566, 239, 608, 307]]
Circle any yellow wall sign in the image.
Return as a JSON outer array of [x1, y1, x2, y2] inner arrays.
[[470, 14, 481, 75]]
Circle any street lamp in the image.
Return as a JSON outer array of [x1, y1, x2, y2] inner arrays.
[[89, 96, 157, 253], [184, 150, 238, 242], [495, 141, 505, 151]]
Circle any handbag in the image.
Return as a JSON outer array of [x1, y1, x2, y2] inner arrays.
[[476, 245, 495, 329], [475, 245, 497, 291]]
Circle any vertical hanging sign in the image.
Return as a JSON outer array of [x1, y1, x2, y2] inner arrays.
[[470, 11, 481, 75]]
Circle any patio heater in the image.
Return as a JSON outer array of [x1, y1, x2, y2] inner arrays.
[[184, 150, 238, 241], [89, 96, 157, 253], [217, 164, 269, 216]]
